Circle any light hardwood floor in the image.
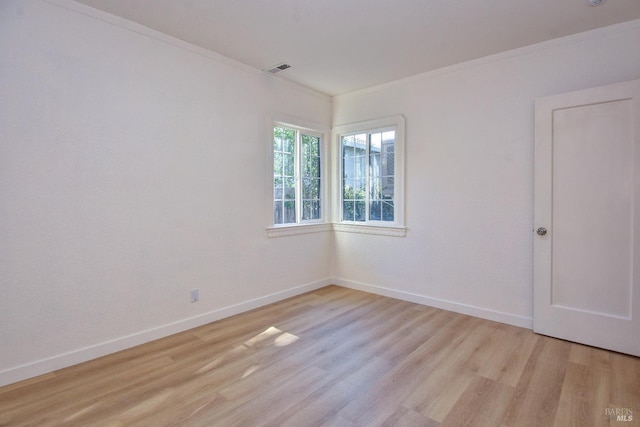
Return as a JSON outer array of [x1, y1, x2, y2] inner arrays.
[[1, 285, 638, 426]]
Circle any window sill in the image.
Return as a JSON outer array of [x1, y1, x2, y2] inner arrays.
[[267, 222, 406, 238], [333, 223, 406, 237], [267, 223, 332, 238]]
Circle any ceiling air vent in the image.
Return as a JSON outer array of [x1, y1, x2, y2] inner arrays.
[[265, 63, 292, 74]]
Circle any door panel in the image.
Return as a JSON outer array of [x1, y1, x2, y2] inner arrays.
[[552, 99, 633, 318], [534, 79, 640, 356]]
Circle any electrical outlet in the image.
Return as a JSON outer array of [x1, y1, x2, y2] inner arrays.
[[190, 288, 199, 303]]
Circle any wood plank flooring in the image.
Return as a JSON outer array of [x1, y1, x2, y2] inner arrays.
[[1, 285, 638, 426]]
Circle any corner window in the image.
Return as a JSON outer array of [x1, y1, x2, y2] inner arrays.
[[271, 123, 327, 234], [342, 130, 396, 222], [333, 115, 405, 236]]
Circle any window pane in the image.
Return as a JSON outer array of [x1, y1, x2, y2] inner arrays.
[[302, 200, 320, 221], [354, 155, 366, 178], [343, 184, 352, 200], [302, 177, 311, 199], [303, 177, 320, 200], [314, 157, 321, 178], [355, 201, 366, 222], [382, 177, 394, 199], [284, 201, 296, 223], [274, 152, 283, 176], [304, 155, 320, 179], [284, 177, 295, 199], [370, 132, 381, 152], [274, 201, 283, 225], [274, 177, 283, 199], [383, 148, 394, 177], [382, 132, 395, 178], [370, 153, 381, 178], [343, 160, 352, 182], [284, 152, 294, 176], [302, 134, 320, 158], [370, 200, 381, 221], [370, 177, 382, 200], [342, 136, 354, 158], [273, 127, 285, 151], [342, 135, 366, 174], [369, 163, 382, 200], [382, 200, 394, 221], [343, 201, 354, 221], [342, 137, 354, 177], [284, 129, 295, 153], [355, 180, 366, 200]]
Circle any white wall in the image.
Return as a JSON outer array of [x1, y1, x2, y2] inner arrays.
[[0, 0, 332, 385], [332, 20, 640, 327]]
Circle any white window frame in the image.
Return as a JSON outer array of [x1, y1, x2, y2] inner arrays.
[[332, 115, 406, 237], [267, 117, 331, 238]]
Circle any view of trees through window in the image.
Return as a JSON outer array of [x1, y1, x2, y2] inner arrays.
[[342, 130, 395, 222], [273, 126, 321, 225]]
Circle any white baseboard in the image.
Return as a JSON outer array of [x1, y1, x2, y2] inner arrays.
[[0, 278, 331, 387], [333, 278, 533, 329]]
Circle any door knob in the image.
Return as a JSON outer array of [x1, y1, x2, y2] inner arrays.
[[536, 227, 547, 236]]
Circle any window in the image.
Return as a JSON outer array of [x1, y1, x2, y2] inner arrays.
[[272, 123, 323, 226], [342, 130, 395, 222], [333, 115, 405, 236]]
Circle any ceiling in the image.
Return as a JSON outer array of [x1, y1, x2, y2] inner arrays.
[[73, 0, 640, 96]]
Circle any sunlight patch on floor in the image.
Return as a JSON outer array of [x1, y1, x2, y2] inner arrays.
[[241, 364, 261, 379], [275, 332, 299, 347], [244, 326, 282, 347]]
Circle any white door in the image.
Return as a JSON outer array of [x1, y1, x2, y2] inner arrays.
[[534, 79, 640, 357]]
